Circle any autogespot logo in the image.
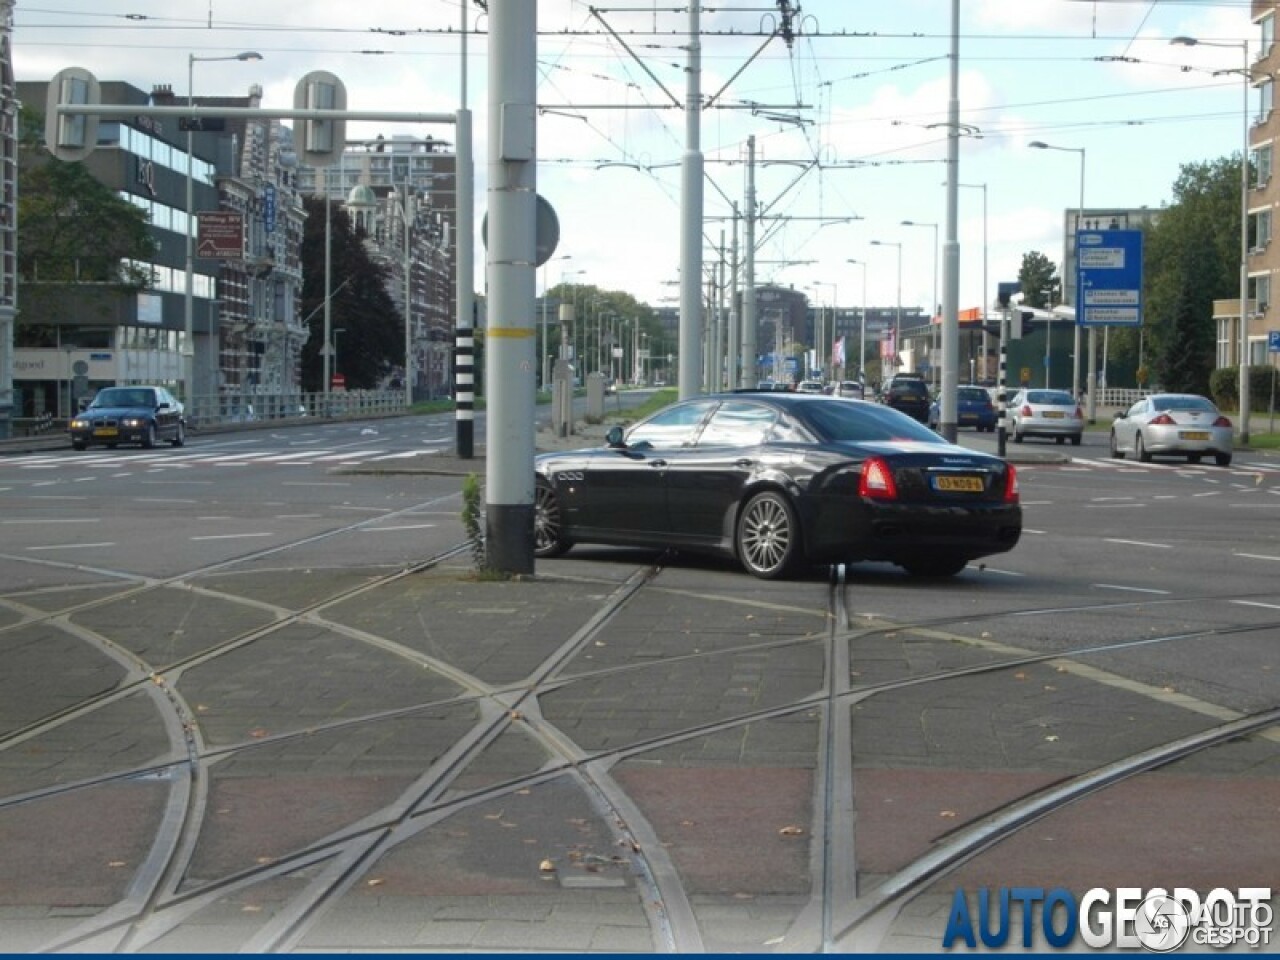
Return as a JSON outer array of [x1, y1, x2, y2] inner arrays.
[[942, 886, 1274, 951]]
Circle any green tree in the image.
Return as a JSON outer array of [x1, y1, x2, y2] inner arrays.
[[16, 153, 156, 343], [1017, 251, 1060, 309], [1144, 156, 1239, 394], [299, 195, 402, 392]]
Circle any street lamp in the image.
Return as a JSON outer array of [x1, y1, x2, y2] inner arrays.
[[871, 240, 902, 375], [901, 220, 939, 387], [811, 280, 837, 379], [1029, 140, 1087, 410], [1171, 36, 1252, 443], [185, 51, 262, 405], [845, 258, 868, 380]]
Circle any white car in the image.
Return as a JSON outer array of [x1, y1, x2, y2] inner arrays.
[[796, 380, 825, 394], [1109, 393, 1233, 466]]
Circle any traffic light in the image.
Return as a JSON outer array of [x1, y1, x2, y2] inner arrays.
[[293, 71, 347, 168], [44, 67, 100, 162]]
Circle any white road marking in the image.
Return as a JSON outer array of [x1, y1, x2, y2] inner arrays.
[[1104, 538, 1171, 549], [27, 542, 116, 551], [361, 523, 438, 532], [1093, 583, 1171, 595], [1232, 600, 1280, 610], [1234, 552, 1280, 562], [190, 532, 274, 541]]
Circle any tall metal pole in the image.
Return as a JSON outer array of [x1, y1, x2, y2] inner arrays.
[[323, 173, 332, 414], [1073, 154, 1084, 407], [939, 0, 960, 443], [741, 137, 757, 387], [678, 0, 704, 399], [484, 0, 537, 573], [455, 1, 475, 458], [185, 55, 195, 406], [402, 186, 412, 407], [1239, 39, 1252, 444], [727, 202, 741, 390]]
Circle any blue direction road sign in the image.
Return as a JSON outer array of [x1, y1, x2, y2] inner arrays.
[[1269, 330, 1280, 353], [1077, 229, 1143, 327]]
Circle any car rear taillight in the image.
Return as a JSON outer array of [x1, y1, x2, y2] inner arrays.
[[1213, 415, 1232, 428], [858, 457, 899, 499], [1073, 406, 1084, 419], [1003, 463, 1020, 503], [1020, 405, 1033, 417], [1149, 413, 1175, 426]]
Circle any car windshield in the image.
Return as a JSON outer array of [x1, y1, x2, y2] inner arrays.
[[802, 400, 944, 444], [91, 388, 154, 408], [1025, 390, 1074, 406], [1153, 395, 1215, 413]]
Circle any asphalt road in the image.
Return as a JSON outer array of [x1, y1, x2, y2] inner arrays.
[[2, 416, 1278, 713], [1, 410, 1278, 952]]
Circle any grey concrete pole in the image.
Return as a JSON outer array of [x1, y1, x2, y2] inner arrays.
[[484, 0, 537, 574], [939, 0, 960, 443], [323, 179, 332, 414], [741, 137, 757, 387], [727, 203, 740, 390], [678, 0, 704, 400], [455, 0, 475, 458]]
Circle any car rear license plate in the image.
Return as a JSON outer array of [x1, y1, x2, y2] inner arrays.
[[1043, 411, 1064, 419], [934, 475, 984, 492], [1180, 430, 1210, 441], [93, 428, 118, 437]]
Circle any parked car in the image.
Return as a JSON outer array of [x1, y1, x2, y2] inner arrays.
[[836, 380, 865, 400], [929, 384, 997, 432], [881, 374, 931, 423], [1109, 393, 1233, 466], [533, 393, 1021, 580], [69, 386, 187, 450], [795, 380, 825, 394], [1007, 388, 1084, 445]]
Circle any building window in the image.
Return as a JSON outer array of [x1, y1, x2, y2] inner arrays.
[[1250, 272, 1271, 313], [1254, 143, 1273, 188], [1259, 80, 1274, 125], [1217, 317, 1232, 369], [1250, 208, 1272, 250], [1262, 13, 1275, 59]]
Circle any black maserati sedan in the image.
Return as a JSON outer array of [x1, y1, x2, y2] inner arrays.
[[534, 392, 1021, 580], [69, 385, 187, 450]]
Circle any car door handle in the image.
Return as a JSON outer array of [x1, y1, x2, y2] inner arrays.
[[735, 458, 753, 468], [649, 459, 667, 468]]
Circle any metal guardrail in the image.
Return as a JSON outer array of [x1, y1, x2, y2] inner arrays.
[[182, 390, 407, 429]]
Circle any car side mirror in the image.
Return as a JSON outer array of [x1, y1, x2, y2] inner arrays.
[[606, 425, 626, 448], [1112, 410, 1125, 421], [158, 401, 170, 411]]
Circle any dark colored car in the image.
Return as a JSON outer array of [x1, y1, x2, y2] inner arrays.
[[929, 385, 998, 432], [69, 386, 187, 451], [882, 375, 931, 423], [533, 393, 1021, 580]]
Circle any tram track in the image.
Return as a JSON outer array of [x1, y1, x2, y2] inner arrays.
[[1, 506, 1278, 951]]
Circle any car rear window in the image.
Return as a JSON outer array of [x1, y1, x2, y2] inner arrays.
[[1026, 390, 1074, 405], [958, 387, 989, 402], [889, 381, 928, 398]]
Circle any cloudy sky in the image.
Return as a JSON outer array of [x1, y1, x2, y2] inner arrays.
[[11, 0, 1254, 319]]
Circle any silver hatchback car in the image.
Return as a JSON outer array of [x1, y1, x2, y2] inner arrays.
[[1109, 393, 1233, 467], [1008, 389, 1084, 445]]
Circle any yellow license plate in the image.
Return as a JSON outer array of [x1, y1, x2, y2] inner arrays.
[[935, 475, 984, 492], [1180, 430, 1210, 441], [93, 428, 118, 437], [1043, 411, 1064, 419]]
